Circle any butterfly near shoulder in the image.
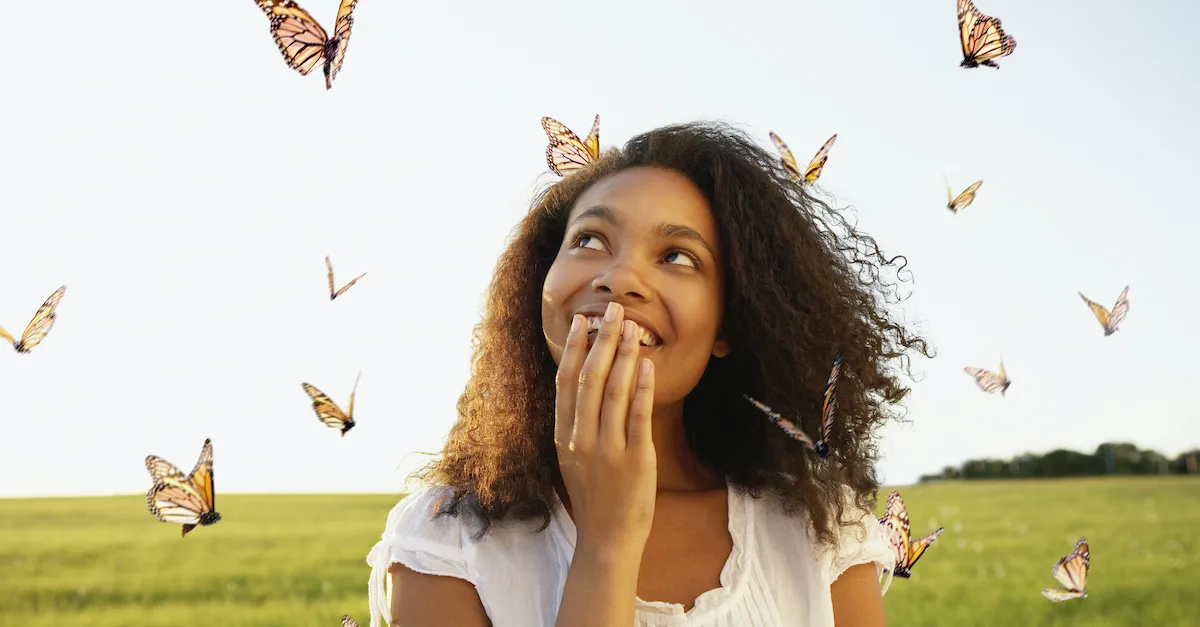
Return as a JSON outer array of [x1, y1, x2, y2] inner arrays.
[[1042, 537, 1089, 602], [144, 439, 221, 537], [744, 355, 841, 458], [302, 371, 361, 436], [253, 0, 360, 89], [769, 131, 837, 186], [541, 115, 600, 177], [878, 490, 944, 579], [0, 286, 66, 354], [957, 0, 1017, 69]]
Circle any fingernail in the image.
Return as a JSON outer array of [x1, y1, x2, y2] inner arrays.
[[623, 320, 634, 340], [641, 359, 652, 376], [605, 302, 622, 322], [570, 314, 582, 333]]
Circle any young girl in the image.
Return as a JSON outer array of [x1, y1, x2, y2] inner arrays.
[[366, 121, 931, 626]]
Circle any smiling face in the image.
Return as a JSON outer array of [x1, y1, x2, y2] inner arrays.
[[541, 166, 731, 408]]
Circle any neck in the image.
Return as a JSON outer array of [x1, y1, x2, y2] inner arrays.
[[651, 402, 724, 492]]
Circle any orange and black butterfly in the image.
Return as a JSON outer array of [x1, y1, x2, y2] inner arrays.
[[302, 371, 361, 436], [1042, 537, 1090, 602], [0, 286, 66, 354], [253, 0, 360, 89], [1079, 286, 1129, 336], [326, 255, 366, 300], [341, 616, 360, 627], [744, 355, 841, 457], [541, 115, 600, 177], [145, 439, 221, 537], [957, 0, 1017, 69], [879, 491, 944, 578], [946, 177, 984, 213], [964, 360, 1010, 395], [770, 132, 837, 185]]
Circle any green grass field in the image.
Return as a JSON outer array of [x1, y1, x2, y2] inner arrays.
[[1, 477, 1196, 626]]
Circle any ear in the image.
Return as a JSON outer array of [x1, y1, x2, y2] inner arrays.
[[712, 336, 732, 358]]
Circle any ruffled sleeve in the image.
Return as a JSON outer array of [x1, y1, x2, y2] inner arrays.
[[365, 486, 478, 627], [824, 490, 896, 596]]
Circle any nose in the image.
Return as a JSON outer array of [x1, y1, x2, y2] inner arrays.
[[591, 257, 649, 301]]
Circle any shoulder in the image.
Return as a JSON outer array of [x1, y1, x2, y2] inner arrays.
[[369, 486, 480, 583]]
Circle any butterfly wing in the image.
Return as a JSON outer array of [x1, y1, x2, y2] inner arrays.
[[342, 616, 360, 627], [333, 272, 367, 299], [904, 527, 945, 573], [804, 134, 837, 185], [769, 132, 803, 181], [815, 355, 841, 457], [1078, 292, 1111, 329], [145, 455, 187, 484], [255, 0, 330, 76], [303, 382, 351, 430], [948, 180, 984, 213], [16, 286, 66, 352], [146, 480, 208, 535], [324, 0, 359, 89], [582, 114, 601, 159], [879, 491, 913, 575], [743, 395, 815, 449], [1106, 285, 1130, 334], [186, 439, 216, 514], [542, 116, 596, 176], [957, 0, 1016, 68], [1051, 537, 1090, 593], [964, 365, 1007, 394], [1041, 588, 1087, 602], [326, 256, 337, 299], [0, 326, 14, 346]]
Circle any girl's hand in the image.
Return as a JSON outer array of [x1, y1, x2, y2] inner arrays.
[[554, 302, 657, 558]]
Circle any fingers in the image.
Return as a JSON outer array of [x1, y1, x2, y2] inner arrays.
[[573, 302, 625, 447], [598, 319, 642, 448], [626, 358, 654, 448], [555, 314, 588, 447]]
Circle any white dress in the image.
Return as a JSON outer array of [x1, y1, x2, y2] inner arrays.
[[366, 484, 895, 627]]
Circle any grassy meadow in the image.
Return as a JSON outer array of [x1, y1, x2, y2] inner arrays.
[[1, 477, 1196, 626]]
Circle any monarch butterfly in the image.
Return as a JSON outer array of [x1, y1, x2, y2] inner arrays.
[[1079, 286, 1129, 336], [744, 355, 841, 457], [144, 438, 220, 537], [964, 361, 1010, 395], [302, 371, 361, 436], [878, 490, 944, 579], [769, 132, 837, 185], [253, 0, 360, 90], [326, 255, 367, 300], [946, 178, 984, 213], [341, 616, 359, 627], [957, 0, 1017, 69], [0, 285, 66, 354], [1041, 537, 1089, 602], [541, 115, 600, 177]]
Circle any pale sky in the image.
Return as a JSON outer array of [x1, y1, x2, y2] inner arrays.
[[2, 0, 1197, 498]]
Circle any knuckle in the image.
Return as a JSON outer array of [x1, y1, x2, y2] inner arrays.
[[603, 386, 625, 403], [595, 326, 617, 341], [616, 342, 638, 357], [577, 367, 594, 386]]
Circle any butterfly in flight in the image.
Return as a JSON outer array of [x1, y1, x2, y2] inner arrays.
[[144, 438, 221, 537], [342, 616, 360, 627], [946, 178, 984, 213], [326, 255, 367, 300], [878, 490, 944, 579], [769, 132, 837, 185], [1079, 286, 1129, 336], [957, 0, 1017, 69], [302, 371, 361, 436], [253, 0, 360, 90], [744, 355, 841, 457], [964, 361, 1011, 395], [541, 115, 600, 177], [1042, 537, 1090, 602], [0, 286, 66, 354]]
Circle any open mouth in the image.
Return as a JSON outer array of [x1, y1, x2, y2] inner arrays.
[[584, 315, 662, 348]]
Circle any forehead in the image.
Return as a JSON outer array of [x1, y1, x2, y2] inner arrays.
[[569, 167, 717, 236]]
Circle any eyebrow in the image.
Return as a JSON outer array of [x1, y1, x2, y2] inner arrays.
[[570, 205, 717, 259]]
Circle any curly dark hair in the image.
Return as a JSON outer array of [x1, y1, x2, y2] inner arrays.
[[414, 120, 933, 549]]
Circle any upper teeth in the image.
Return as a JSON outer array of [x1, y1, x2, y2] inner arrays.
[[585, 316, 661, 346]]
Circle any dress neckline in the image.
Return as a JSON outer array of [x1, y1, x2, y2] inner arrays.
[[550, 485, 754, 619]]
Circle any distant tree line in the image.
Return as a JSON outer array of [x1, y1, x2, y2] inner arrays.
[[917, 442, 1200, 482]]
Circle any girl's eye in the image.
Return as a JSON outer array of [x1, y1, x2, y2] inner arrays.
[[574, 233, 606, 251], [664, 250, 698, 268]]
